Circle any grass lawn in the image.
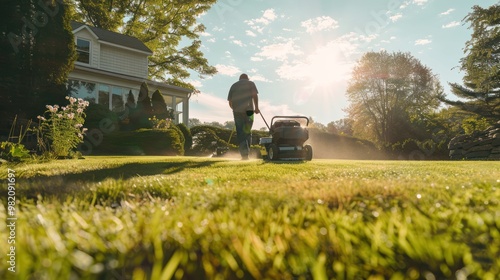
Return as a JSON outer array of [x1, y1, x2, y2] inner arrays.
[[1, 156, 499, 279]]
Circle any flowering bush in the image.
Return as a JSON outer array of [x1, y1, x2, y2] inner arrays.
[[149, 115, 172, 130], [37, 96, 89, 157]]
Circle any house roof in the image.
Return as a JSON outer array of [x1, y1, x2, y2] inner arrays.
[[71, 21, 153, 54]]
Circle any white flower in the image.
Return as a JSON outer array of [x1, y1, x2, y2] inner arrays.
[[37, 115, 46, 121], [69, 97, 77, 104], [82, 128, 88, 133], [67, 113, 75, 119], [75, 123, 83, 128], [57, 114, 63, 118]]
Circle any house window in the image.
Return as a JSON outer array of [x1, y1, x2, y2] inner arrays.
[[76, 38, 90, 64], [68, 79, 96, 103], [111, 87, 125, 112], [98, 85, 110, 109]]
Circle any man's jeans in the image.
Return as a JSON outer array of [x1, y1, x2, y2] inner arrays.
[[233, 111, 254, 158]]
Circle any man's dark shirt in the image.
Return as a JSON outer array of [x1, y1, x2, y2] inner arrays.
[[227, 78, 258, 113]]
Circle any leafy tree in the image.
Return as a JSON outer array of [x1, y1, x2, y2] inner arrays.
[[188, 118, 202, 128], [0, 0, 75, 133], [326, 118, 353, 136], [346, 51, 442, 145], [223, 121, 235, 130], [440, 4, 500, 122], [72, 0, 218, 90]]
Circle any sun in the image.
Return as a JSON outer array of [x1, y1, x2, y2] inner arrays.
[[305, 42, 354, 89]]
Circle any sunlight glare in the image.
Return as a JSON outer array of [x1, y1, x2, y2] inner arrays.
[[305, 42, 353, 88]]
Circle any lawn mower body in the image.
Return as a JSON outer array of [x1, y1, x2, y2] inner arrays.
[[259, 116, 313, 161]]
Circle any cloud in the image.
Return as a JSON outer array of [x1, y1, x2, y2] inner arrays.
[[232, 40, 244, 46], [301, 16, 339, 33], [389, 13, 403, 22], [440, 8, 455, 16], [442, 21, 460, 29], [215, 64, 241, 76], [190, 93, 299, 130], [413, 0, 428, 6], [256, 101, 301, 129], [249, 74, 271, 83], [261, 9, 277, 23], [187, 79, 203, 89], [400, 2, 410, 9], [199, 31, 212, 37], [190, 92, 232, 124], [246, 30, 257, 37], [245, 8, 277, 34], [253, 39, 302, 61], [415, 39, 432, 45]]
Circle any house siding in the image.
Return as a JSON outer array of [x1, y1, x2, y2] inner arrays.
[[74, 28, 100, 68], [70, 22, 191, 124], [100, 44, 148, 79]]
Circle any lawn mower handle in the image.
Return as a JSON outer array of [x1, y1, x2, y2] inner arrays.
[[259, 112, 271, 130]]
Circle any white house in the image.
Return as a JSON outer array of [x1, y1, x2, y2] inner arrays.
[[68, 22, 192, 125]]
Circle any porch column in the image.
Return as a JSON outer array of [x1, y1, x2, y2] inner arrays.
[[182, 97, 189, 125], [171, 96, 177, 124]]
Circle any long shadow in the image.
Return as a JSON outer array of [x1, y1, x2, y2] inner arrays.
[[22, 160, 223, 185]]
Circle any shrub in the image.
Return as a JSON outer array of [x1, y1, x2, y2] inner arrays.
[[84, 103, 120, 130], [176, 123, 193, 153], [0, 141, 30, 162], [91, 129, 184, 156], [149, 115, 172, 130], [190, 126, 268, 156]]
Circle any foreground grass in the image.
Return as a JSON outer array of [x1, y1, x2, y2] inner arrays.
[[0, 156, 499, 279]]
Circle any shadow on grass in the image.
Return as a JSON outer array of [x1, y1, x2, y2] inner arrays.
[[12, 160, 224, 201], [33, 160, 223, 183]]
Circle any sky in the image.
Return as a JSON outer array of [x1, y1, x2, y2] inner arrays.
[[187, 0, 498, 130]]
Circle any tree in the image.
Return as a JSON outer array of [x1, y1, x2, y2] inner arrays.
[[130, 82, 153, 129], [72, 0, 218, 90], [126, 90, 136, 109], [327, 118, 353, 136], [188, 118, 202, 128], [440, 4, 500, 122], [151, 89, 168, 119], [0, 0, 75, 133], [346, 51, 442, 145]]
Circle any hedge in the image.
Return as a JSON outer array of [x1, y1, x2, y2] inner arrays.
[[87, 128, 184, 156]]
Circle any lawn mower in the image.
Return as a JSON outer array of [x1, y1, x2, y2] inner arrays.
[[259, 115, 313, 161]]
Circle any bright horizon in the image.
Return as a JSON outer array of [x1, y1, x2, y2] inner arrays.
[[187, 0, 497, 129]]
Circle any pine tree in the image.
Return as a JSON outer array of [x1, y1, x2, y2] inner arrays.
[[151, 90, 168, 120], [440, 4, 500, 122], [131, 82, 152, 129]]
